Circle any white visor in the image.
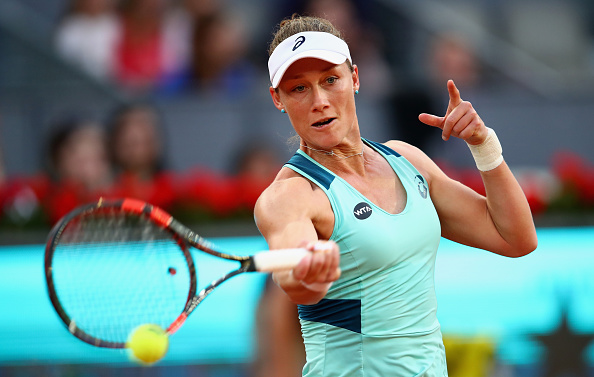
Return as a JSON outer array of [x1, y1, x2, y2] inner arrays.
[[268, 31, 352, 88]]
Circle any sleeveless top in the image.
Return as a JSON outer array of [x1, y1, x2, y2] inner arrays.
[[284, 139, 447, 377]]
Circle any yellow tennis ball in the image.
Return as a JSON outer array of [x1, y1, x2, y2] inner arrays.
[[126, 324, 169, 365]]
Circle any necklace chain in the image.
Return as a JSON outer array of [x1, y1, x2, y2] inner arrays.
[[300, 144, 364, 160]]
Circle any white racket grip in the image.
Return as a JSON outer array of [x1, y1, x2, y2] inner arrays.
[[252, 248, 310, 272]]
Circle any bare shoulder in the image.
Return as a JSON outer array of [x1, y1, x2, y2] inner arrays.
[[254, 167, 319, 232], [256, 168, 316, 210]]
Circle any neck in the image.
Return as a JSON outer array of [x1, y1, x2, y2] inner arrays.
[[300, 143, 364, 160], [299, 117, 365, 168]]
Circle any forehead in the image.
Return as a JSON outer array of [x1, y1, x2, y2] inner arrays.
[[281, 58, 347, 81]]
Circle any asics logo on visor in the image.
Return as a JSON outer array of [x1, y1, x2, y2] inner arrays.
[[293, 36, 306, 51]]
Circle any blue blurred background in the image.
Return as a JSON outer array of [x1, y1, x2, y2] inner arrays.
[[2, 229, 594, 376], [0, 0, 593, 376]]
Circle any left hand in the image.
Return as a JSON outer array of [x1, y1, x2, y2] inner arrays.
[[418, 80, 488, 145]]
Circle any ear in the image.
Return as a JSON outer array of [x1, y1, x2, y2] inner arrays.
[[269, 87, 284, 112], [351, 64, 360, 93]]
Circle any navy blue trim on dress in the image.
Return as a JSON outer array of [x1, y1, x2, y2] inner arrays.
[[285, 153, 335, 190], [298, 298, 362, 334], [365, 139, 401, 157]]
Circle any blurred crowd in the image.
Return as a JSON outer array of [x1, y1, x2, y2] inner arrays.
[[52, 0, 260, 96], [0, 0, 396, 229], [0, 0, 593, 231], [49, 0, 403, 98], [2, 109, 592, 231], [0, 101, 283, 229], [48, 0, 496, 98]]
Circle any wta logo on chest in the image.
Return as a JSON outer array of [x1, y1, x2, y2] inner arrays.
[[353, 202, 372, 220]]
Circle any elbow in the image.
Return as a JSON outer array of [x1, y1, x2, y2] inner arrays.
[[507, 234, 538, 258]]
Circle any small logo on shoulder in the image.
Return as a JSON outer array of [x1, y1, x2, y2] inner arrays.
[[415, 175, 428, 199], [293, 36, 306, 51], [353, 202, 372, 220]]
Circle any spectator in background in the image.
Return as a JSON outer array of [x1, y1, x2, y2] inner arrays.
[[0, 112, 51, 229], [230, 142, 282, 211], [387, 31, 482, 159], [164, 0, 222, 64], [54, 0, 120, 81], [189, 8, 258, 95], [173, 140, 276, 221], [0, 145, 4, 186], [114, 0, 191, 94], [107, 102, 176, 210], [44, 118, 114, 224], [427, 32, 481, 93], [0, 173, 48, 229], [0, 112, 5, 185], [109, 103, 164, 179], [182, 0, 221, 22]]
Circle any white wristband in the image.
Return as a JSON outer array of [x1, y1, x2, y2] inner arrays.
[[301, 281, 333, 292], [467, 127, 504, 172]]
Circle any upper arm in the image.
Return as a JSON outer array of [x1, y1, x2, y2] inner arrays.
[[428, 163, 536, 256], [426, 167, 507, 251], [385, 140, 528, 256], [254, 176, 319, 250]]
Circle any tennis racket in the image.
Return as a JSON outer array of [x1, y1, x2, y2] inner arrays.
[[44, 197, 308, 348]]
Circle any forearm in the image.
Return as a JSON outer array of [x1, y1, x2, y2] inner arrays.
[[265, 229, 334, 305], [418, 81, 537, 257], [255, 176, 341, 305], [480, 161, 537, 256], [467, 128, 537, 255]]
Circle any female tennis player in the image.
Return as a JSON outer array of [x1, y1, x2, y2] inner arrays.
[[254, 15, 537, 376]]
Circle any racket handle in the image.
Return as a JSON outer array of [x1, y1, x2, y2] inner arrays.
[[252, 248, 310, 272]]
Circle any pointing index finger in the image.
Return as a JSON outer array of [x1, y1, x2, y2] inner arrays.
[[447, 79, 462, 107]]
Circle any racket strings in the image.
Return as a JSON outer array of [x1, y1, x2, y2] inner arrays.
[[60, 209, 171, 245], [51, 210, 193, 344]]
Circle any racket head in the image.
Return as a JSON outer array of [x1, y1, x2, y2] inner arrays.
[[44, 198, 197, 348]]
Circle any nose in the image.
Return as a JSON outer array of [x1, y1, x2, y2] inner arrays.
[[311, 86, 330, 112]]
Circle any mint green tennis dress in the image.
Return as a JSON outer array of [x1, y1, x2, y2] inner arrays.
[[284, 139, 447, 377]]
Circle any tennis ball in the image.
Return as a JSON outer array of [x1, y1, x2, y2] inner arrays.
[[126, 324, 169, 365]]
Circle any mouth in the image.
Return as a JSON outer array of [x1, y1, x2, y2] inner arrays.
[[311, 117, 336, 128]]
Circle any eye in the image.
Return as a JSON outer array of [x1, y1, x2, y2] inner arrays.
[[326, 76, 338, 84], [293, 84, 306, 92]]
